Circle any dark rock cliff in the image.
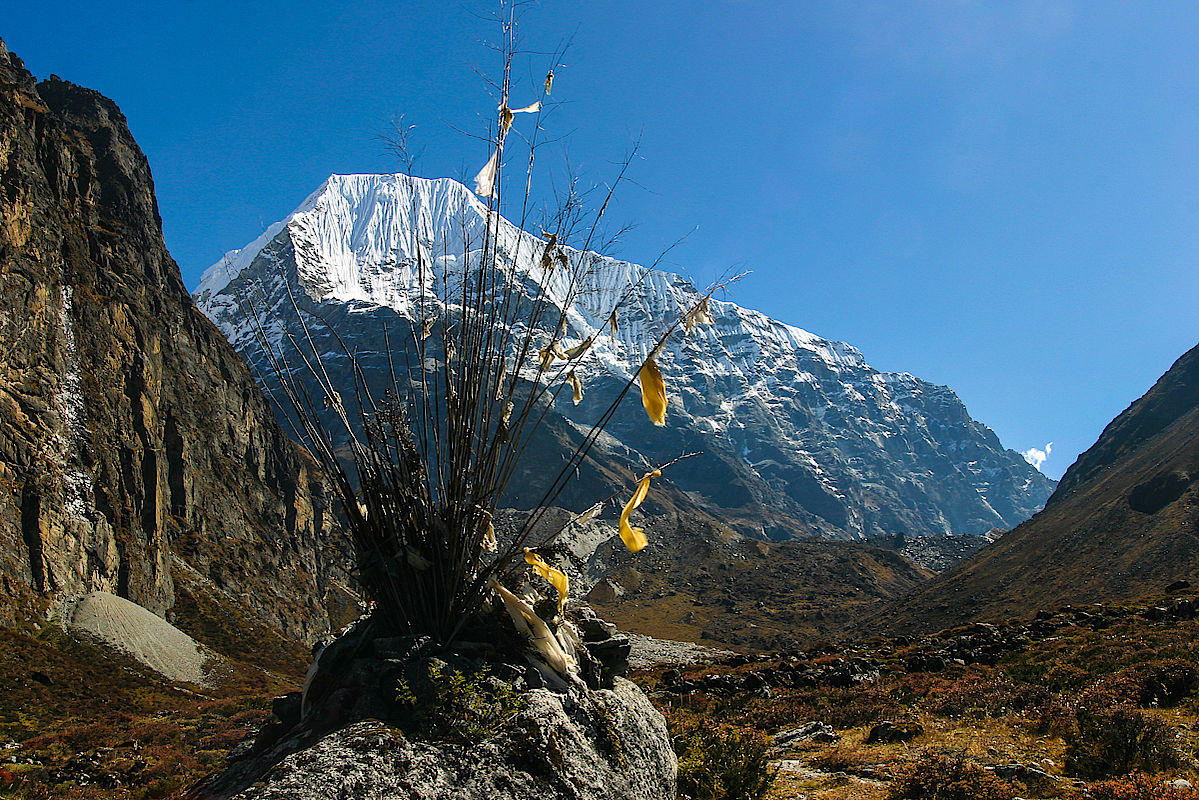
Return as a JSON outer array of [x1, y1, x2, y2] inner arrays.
[[0, 38, 351, 645]]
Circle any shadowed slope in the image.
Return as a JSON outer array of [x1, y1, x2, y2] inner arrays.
[[879, 343, 1199, 635]]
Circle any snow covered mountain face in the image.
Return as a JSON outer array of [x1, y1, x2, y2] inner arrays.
[[195, 173, 1055, 542]]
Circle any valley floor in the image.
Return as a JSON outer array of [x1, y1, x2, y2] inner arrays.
[[7, 595, 1199, 799], [633, 595, 1199, 800]]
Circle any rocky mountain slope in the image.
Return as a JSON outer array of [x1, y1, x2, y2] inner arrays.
[[880, 341, 1199, 634], [195, 173, 1054, 543], [0, 38, 352, 648]]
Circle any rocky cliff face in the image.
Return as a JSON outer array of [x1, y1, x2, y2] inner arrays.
[[196, 173, 1055, 542], [0, 39, 350, 644], [879, 341, 1199, 635]]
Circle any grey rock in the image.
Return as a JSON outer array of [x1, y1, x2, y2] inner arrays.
[[989, 763, 1057, 791], [773, 722, 840, 747], [204, 680, 674, 800], [864, 720, 923, 744]]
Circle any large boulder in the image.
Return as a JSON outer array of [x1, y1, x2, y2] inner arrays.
[[194, 680, 675, 800]]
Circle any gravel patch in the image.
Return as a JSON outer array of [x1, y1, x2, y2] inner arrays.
[[627, 633, 734, 668], [60, 591, 214, 687]]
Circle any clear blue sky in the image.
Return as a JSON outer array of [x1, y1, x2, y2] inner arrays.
[[7, 2, 1199, 480]]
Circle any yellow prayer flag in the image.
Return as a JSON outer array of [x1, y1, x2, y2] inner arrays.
[[639, 356, 667, 426], [617, 469, 660, 553], [524, 548, 569, 613]]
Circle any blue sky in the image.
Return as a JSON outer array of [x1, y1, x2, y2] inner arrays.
[[7, 2, 1199, 480]]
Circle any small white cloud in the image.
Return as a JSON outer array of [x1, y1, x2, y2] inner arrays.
[[1022, 442, 1053, 472]]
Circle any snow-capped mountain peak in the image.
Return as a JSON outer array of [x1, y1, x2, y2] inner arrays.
[[196, 172, 1055, 541]]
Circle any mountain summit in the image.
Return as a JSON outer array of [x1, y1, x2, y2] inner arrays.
[[196, 173, 1054, 541]]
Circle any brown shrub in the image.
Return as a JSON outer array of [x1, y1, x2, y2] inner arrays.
[[1087, 772, 1199, 800], [724, 685, 905, 732], [888, 750, 1022, 800], [1080, 660, 1199, 710], [922, 675, 1045, 718], [1064, 708, 1185, 779]]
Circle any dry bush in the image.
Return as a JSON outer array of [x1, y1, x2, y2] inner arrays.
[[1086, 772, 1199, 800], [810, 744, 883, 775], [1064, 708, 1186, 779], [921, 674, 1047, 719], [887, 749, 1022, 800], [728, 685, 906, 732], [1080, 660, 1199, 709]]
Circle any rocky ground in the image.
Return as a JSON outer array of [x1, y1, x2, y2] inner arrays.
[[9, 590, 1199, 798], [638, 588, 1199, 800]]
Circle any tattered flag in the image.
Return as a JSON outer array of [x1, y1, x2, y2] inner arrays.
[[566, 369, 583, 404], [638, 356, 667, 426], [618, 469, 660, 553], [683, 297, 714, 334], [474, 150, 499, 198], [524, 548, 569, 613], [564, 336, 593, 360], [571, 501, 603, 526]]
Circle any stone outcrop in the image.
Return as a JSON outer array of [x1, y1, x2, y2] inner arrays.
[[0, 38, 350, 645], [190, 608, 675, 800], [213, 687, 675, 800]]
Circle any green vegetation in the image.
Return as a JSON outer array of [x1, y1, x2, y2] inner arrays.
[[887, 750, 1020, 800], [674, 721, 777, 800], [394, 663, 526, 744]]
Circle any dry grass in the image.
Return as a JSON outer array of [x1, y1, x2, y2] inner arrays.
[[0, 623, 299, 799], [636, 608, 1199, 800]]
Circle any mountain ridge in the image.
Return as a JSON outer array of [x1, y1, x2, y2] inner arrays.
[[196, 172, 1055, 543], [879, 341, 1199, 634]]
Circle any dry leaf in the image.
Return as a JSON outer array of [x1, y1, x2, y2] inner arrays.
[[478, 509, 498, 552], [405, 546, 431, 571], [524, 548, 569, 612], [639, 356, 667, 426], [566, 369, 583, 404], [618, 469, 660, 553], [545, 70, 554, 95], [564, 336, 593, 359], [683, 297, 714, 333]]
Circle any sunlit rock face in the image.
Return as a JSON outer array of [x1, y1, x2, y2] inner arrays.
[[197, 172, 1054, 542], [0, 40, 351, 642]]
